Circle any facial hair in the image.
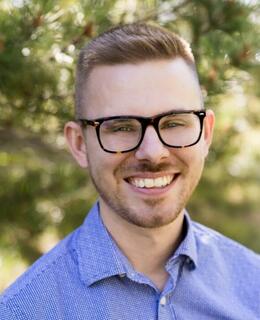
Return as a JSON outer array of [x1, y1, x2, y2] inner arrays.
[[86, 155, 203, 228]]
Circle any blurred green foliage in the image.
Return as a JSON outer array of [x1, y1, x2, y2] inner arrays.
[[0, 0, 260, 290]]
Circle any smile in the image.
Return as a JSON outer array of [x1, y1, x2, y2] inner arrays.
[[128, 175, 174, 189]]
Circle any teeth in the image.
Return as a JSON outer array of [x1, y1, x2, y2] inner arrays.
[[144, 178, 153, 188], [154, 177, 163, 187], [130, 175, 174, 188]]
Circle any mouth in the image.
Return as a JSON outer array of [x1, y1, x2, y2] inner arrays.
[[124, 173, 180, 193]]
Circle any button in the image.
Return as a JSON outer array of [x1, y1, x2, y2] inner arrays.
[[119, 273, 126, 278], [186, 257, 195, 270], [160, 296, 167, 306]]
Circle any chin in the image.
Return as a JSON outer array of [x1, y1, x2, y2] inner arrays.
[[119, 203, 183, 229]]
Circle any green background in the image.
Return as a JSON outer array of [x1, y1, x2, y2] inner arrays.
[[0, 0, 260, 291]]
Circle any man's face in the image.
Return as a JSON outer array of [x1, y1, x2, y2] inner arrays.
[[69, 58, 214, 228]]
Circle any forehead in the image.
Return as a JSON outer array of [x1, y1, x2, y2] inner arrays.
[[83, 58, 202, 118]]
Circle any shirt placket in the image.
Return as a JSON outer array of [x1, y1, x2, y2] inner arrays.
[[157, 256, 188, 320], [157, 293, 177, 320]]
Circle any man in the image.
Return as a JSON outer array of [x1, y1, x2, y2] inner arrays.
[[1, 23, 260, 319]]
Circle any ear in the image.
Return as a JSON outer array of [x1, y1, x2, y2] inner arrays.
[[202, 109, 215, 157], [64, 121, 88, 168]]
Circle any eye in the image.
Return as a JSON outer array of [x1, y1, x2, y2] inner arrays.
[[112, 125, 134, 132], [101, 119, 140, 133], [160, 120, 185, 129]]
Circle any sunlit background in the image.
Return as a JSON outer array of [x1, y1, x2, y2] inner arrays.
[[0, 0, 260, 291]]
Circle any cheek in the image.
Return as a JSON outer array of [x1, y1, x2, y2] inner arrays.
[[173, 146, 205, 172], [86, 146, 127, 180]]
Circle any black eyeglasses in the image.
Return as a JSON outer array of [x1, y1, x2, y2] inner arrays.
[[78, 109, 206, 153]]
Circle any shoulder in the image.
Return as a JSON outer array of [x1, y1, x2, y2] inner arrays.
[[192, 220, 260, 275], [0, 227, 80, 307], [191, 221, 260, 312], [192, 221, 260, 261]]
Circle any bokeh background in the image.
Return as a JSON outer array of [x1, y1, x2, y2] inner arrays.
[[0, 0, 260, 291]]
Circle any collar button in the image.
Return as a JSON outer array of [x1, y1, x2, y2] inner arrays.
[[119, 273, 126, 278]]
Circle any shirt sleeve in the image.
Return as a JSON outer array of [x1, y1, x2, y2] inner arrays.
[[0, 303, 17, 320]]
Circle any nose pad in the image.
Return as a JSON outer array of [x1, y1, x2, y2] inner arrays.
[[135, 126, 170, 162]]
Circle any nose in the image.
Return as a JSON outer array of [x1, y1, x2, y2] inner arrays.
[[135, 125, 170, 163]]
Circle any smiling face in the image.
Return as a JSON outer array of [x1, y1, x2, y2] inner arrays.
[[66, 58, 214, 229]]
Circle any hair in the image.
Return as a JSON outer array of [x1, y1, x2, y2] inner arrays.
[[75, 23, 197, 119]]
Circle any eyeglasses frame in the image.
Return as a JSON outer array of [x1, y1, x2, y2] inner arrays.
[[78, 109, 206, 154]]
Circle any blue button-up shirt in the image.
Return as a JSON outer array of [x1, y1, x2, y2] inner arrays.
[[1, 202, 260, 319]]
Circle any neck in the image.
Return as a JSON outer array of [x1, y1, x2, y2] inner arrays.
[[99, 201, 185, 291]]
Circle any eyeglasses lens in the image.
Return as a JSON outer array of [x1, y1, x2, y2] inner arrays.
[[100, 119, 142, 152], [159, 113, 200, 147]]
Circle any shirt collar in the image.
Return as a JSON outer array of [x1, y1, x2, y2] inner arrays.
[[75, 202, 126, 287], [166, 211, 198, 270], [75, 203, 198, 287]]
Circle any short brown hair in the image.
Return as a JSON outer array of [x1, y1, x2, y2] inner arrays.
[[75, 23, 196, 119]]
